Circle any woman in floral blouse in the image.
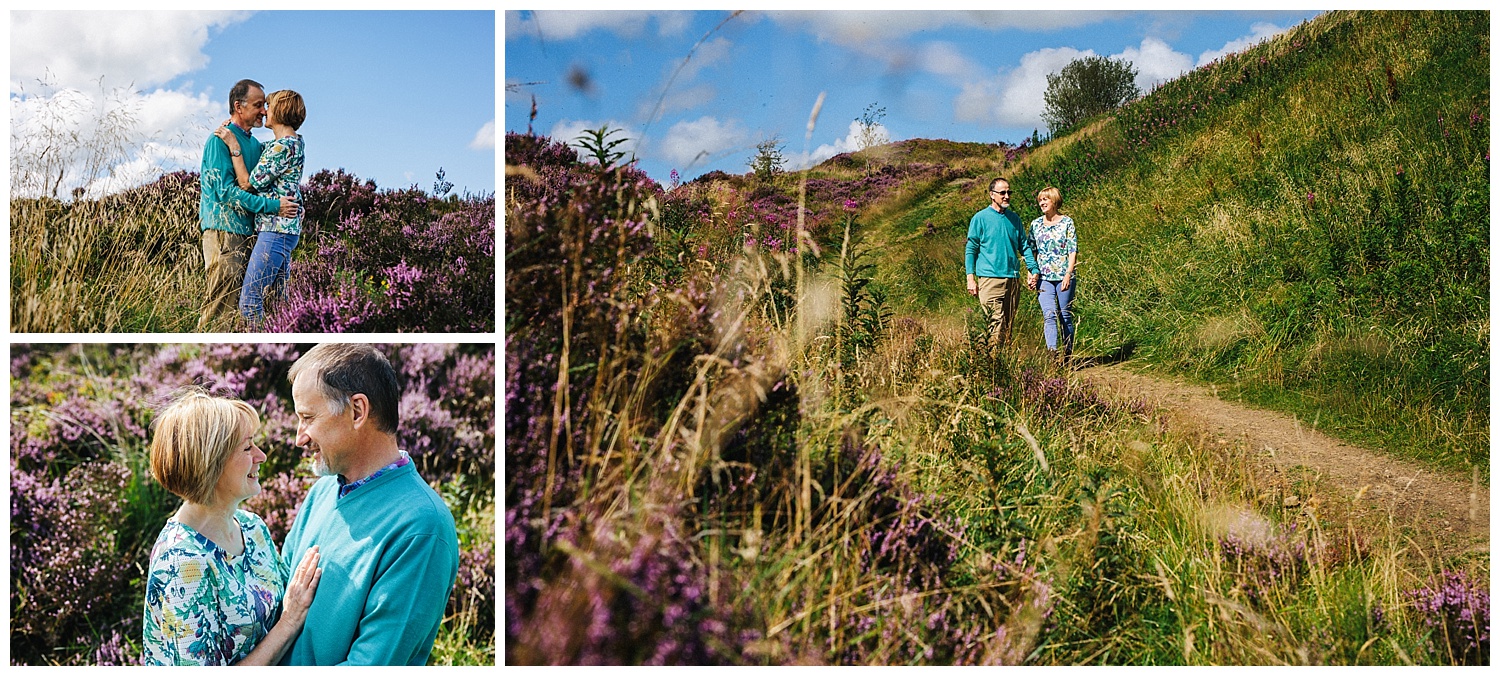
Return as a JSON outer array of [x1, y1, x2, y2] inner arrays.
[[142, 391, 321, 665], [1031, 186, 1078, 364], [216, 89, 307, 326]]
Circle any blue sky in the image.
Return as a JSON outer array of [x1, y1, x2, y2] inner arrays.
[[11, 10, 495, 198], [505, 10, 1325, 183]]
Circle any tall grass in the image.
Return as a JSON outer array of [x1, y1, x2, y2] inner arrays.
[[993, 10, 1489, 475], [505, 97, 1487, 664], [10, 92, 495, 333]]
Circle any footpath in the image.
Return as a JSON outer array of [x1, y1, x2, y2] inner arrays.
[[1082, 362, 1489, 559]]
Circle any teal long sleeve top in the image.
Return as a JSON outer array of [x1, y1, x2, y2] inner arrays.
[[199, 124, 280, 235], [965, 205, 1039, 278], [278, 462, 459, 665]]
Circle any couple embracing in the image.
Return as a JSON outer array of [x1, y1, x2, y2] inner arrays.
[[141, 344, 459, 665], [197, 78, 308, 330]]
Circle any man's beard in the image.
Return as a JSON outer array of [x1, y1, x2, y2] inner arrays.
[[312, 450, 336, 477]]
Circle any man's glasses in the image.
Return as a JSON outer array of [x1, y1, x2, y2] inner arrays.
[[990, 190, 1012, 195]]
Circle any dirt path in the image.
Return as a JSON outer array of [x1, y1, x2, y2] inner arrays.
[[1080, 362, 1489, 557]]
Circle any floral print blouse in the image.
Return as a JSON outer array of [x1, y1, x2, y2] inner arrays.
[[142, 510, 288, 665], [250, 135, 305, 236], [1030, 215, 1078, 282]]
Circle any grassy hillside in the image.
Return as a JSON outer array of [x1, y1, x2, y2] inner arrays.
[[506, 10, 1487, 666], [864, 10, 1488, 476]]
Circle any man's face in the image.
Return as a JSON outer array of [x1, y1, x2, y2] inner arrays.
[[233, 86, 268, 129], [293, 371, 354, 476], [990, 181, 1012, 210]]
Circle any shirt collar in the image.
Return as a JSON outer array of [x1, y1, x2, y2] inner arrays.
[[336, 451, 411, 499]]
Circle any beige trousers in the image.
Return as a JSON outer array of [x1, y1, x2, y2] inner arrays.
[[198, 229, 250, 330], [977, 276, 1020, 355]]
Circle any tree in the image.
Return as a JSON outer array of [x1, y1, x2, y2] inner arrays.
[[854, 102, 889, 176], [1042, 56, 1140, 135], [747, 136, 787, 183]]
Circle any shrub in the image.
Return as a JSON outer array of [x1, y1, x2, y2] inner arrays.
[[1042, 55, 1141, 135]]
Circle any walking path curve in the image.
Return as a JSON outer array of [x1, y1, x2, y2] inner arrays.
[[1081, 362, 1489, 558]]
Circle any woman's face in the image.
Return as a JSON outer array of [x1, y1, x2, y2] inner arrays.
[[212, 414, 266, 506], [1037, 194, 1055, 215]]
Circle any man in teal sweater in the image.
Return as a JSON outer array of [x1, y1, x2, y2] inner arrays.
[[280, 344, 459, 665], [965, 177, 1040, 357], [198, 78, 298, 330]]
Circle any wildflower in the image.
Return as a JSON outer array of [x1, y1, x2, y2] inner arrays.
[[843, 199, 858, 212]]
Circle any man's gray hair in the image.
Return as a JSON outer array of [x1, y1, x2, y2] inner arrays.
[[288, 344, 401, 434], [229, 78, 263, 114]]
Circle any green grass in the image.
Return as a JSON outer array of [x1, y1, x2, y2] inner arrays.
[[509, 10, 1487, 664], [862, 10, 1488, 478]]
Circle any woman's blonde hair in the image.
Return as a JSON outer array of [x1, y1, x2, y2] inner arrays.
[[267, 89, 306, 131], [1037, 186, 1063, 208], [149, 391, 259, 504]]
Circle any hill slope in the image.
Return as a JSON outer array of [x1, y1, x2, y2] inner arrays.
[[862, 10, 1488, 475], [504, 9, 1489, 666]]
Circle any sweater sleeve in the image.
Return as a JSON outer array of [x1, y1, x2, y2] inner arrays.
[[203, 135, 281, 214], [1020, 215, 1040, 275], [965, 213, 981, 276], [339, 532, 458, 665]]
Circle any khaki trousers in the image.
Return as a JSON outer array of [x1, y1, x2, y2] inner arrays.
[[199, 229, 250, 330], [977, 276, 1020, 355]]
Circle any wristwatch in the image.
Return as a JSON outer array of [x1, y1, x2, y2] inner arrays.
[[231, 149, 242, 157]]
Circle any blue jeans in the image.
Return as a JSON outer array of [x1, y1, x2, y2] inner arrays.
[[240, 231, 299, 325], [1037, 278, 1076, 353]]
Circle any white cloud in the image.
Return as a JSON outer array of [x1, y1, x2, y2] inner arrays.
[[638, 83, 718, 120], [470, 120, 496, 150], [1197, 22, 1289, 66], [915, 41, 980, 79], [506, 10, 693, 41], [794, 119, 893, 170], [1118, 37, 1194, 91], [955, 46, 1090, 128], [951, 37, 1199, 129], [11, 86, 219, 199], [11, 10, 251, 93], [633, 36, 731, 120], [679, 37, 733, 82], [767, 10, 1125, 45], [9, 11, 255, 198], [658, 116, 749, 168]]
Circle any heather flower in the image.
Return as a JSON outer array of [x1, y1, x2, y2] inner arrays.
[[11, 343, 495, 665], [1408, 570, 1489, 665]]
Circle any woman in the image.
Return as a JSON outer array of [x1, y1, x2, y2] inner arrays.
[[215, 89, 307, 326], [142, 391, 321, 665], [1031, 186, 1078, 365]]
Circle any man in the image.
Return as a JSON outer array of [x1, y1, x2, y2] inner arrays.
[[198, 78, 298, 330], [279, 344, 459, 665], [965, 177, 1040, 357]]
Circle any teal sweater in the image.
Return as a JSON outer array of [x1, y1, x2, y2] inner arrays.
[[279, 462, 459, 665], [965, 206, 1039, 278], [199, 124, 280, 235]]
